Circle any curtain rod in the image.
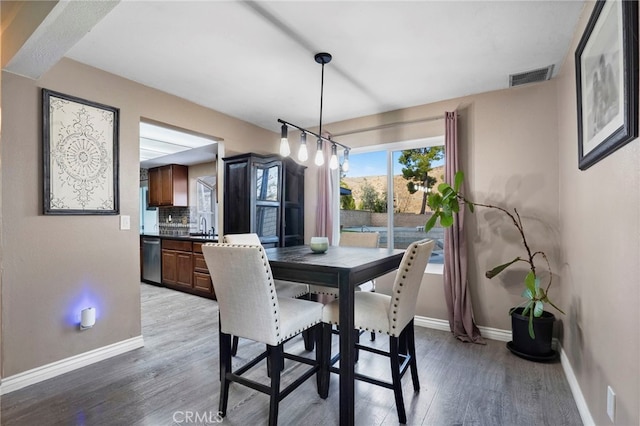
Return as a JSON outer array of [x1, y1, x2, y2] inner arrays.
[[331, 114, 449, 138]]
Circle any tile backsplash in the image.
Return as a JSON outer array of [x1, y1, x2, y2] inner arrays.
[[158, 206, 198, 235]]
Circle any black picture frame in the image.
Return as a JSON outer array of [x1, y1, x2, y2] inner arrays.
[[575, 0, 639, 170], [43, 89, 120, 215]]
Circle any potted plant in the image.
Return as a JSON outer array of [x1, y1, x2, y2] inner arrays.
[[425, 171, 564, 361]]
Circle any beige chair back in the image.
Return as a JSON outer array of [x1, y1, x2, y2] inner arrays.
[[339, 232, 379, 248], [388, 239, 435, 336], [202, 243, 282, 346], [223, 233, 261, 245]]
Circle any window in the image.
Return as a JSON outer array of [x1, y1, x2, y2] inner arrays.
[[338, 137, 445, 268], [196, 176, 216, 235]]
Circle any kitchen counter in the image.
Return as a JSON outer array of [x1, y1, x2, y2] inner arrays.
[[140, 232, 218, 243]]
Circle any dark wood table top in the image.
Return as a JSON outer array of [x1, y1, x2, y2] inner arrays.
[[265, 245, 404, 289]]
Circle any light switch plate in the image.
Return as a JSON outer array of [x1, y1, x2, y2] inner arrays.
[[120, 215, 131, 230]]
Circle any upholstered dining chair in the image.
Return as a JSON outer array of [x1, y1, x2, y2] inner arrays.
[[320, 238, 435, 424], [223, 233, 309, 298], [309, 231, 380, 298], [223, 233, 311, 354], [310, 231, 380, 344], [202, 243, 325, 426]]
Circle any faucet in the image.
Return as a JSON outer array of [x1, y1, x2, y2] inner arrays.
[[200, 217, 207, 235]]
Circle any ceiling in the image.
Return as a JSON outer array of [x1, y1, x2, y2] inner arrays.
[[12, 1, 587, 163]]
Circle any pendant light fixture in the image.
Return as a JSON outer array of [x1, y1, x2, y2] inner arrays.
[[278, 52, 350, 171]]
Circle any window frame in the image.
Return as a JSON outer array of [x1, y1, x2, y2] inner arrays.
[[335, 135, 445, 274]]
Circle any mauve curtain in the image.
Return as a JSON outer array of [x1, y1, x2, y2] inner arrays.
[[444, 111, 485, 344], [315, 136, 334, 244]]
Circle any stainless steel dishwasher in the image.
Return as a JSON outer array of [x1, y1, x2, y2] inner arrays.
[[142, 237, 161, 284]]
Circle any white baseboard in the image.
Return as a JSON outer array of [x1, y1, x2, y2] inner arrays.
[[558, 342, 595, 426], [0, 335, 144, 395], [414, 315, 512, 342], [414, 315, 593, 426]]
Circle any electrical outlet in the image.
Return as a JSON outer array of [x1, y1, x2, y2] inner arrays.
[[120, 215, 131, 230], [607, 386, 615, 422]]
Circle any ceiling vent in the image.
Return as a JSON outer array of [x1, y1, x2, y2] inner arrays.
[[509, 65, 554, 87]]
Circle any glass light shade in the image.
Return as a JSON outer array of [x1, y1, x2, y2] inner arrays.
[[329, 144, 338, 170], [314, 139, 324, 166], [342, 158, 349, 172], [298, 132, 308, 162], [280, 138, 291, 157], [279, 124, 290, 157], [342, 149, 350, 172]]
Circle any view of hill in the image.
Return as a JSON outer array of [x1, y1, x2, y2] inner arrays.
[[342, 165, 444, 213]]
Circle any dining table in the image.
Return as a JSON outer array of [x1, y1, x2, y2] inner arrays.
[[265, 244, 405, 426]]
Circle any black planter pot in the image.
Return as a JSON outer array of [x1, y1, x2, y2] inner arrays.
[[507, 307, 558, 362]]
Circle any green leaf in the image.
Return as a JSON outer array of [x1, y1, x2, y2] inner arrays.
[[454, 171, 464, 192], [438, 182, 453, 193], [441, 187, 455, 202], [521, 288, 534, 300], [522, 301, 533, 317], [440, 213, 454, 227], [525, 271, 536, 294], [427, 192, 442, 210], [467, 202, 475, 213], [485, 257, 521, 279], [425, 213, 439, 232], [534, 301, 544, 317], [451, 198, 460, 214]]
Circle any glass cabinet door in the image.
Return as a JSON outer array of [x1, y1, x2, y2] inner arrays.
[[255, 163, 280, 201]]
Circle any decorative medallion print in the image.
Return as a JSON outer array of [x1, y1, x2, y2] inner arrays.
[[43, 89, 119, 214]]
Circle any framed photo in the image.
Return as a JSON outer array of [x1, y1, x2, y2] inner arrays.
[[43, 89, 120, 214], [575, 0, 638, 170]]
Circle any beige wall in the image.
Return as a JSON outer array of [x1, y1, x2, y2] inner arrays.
[[555, 3, 639, 425], [1, 58, 275, 377], [307, 81, 560, 331]]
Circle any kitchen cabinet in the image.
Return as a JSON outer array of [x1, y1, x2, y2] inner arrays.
[[193, 242, 215, 298], [161, 239, 192, 290], [148, 164, 188, 207], [157, 238, 216, 299], [223, 153, 305, 247]]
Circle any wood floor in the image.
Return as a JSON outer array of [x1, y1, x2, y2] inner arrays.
[[1, 283, 583, 425]]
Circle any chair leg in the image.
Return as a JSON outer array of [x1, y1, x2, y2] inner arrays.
[[390, 335, 407, 424], [302, 327, 315, 351], [370, 331, 376, 341], [231, 335, 239, 356], [354, 328, 360, 363], [398, 326, 408, 355], [406, 320, 420, 392], [218, 332, 232, 417], [268, 344, 283, 426], [318, 323, 332, 399], [314, 323, 327, 398]]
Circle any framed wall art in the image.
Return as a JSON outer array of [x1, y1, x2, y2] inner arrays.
[[575, 0, 638, 170], [43, 89, 120, 214]]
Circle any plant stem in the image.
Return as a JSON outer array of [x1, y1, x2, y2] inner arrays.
[[458, 195, 547, 286]]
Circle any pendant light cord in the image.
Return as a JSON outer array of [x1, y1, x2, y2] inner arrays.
[[319, 61, 325, 140]]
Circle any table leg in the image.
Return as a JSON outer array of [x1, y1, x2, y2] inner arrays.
[[338, 272, 355, 426]]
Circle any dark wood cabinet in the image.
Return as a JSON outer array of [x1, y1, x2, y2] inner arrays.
[[193, 242, 215, 298], [161, 239, 192, 290], [148, 164, 188, 207], [157, 239, 216, 299], [224, 153, 305, 247]]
